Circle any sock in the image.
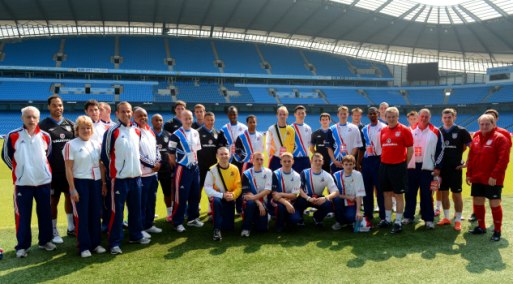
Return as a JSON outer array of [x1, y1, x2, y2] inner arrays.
[[167, 207, 173, 217], [491, 206, 503, 233], [52, 219, 59, 236], [454, 212, 462, 223], [444, 209, 450, 219], [67, 213, 75, 231], [395, 213, 403, 224], [473, 204, 486, 229], [436, 201, 442, 210], [385, 210, 392, 222]]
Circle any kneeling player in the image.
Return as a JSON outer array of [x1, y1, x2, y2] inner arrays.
[[204, 147, 242, 241], [241, 152, 272, 237], [295, 153, 339, 227], [271, 152, 302, 231], [332, 155, 368, 232]]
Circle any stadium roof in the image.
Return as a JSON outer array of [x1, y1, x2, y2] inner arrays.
[[0, 0, 512, 72]]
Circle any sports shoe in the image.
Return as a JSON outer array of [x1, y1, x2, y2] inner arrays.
[[437, 218, 451, 226], [52, 235, 64, 244], [426, 222, 435, 230], [213, 229, 222, 241], [434, 209, 441, 217], [491, 231, 501, 241], [16, 249, 28, 258], [313, 217, 323, 227], [325, 212, 335, 219], [166, 215, 173, 223], [141, 231, 152, 239], [110, 246, 123, 255], [469, 226, 487, 235], [174, 224, 186, 233], [67, 229, 76, 237], [390, 223, 402, 234], [378, 220, 391, 228], [454, 221, 462, 231], [468, 213, 476, 222], [0, 248, 4, 260], [145, 226, 163, 234], [296, 220, 305, 227], [374, 206, 380, 212], [129, 237, 151, 245], [123, 221, 129, 228], [401, 218, 412, 225], [187, 218, 204, 228], [93, 246, 106, 254], [154, 214, 159, 219], [241, 230, 250, 237], [39, 242, 57, 251], [331, 222, 342, 231], [81, 250, 92, 258]]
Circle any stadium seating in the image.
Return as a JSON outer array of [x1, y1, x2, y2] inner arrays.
[[407, 88, 445, 105], [1, 38, 59, 67], [215, 41, 264, 74], [247, 87, 276, 104], [119, 37, 168, 70], [0, 81, 52, 101], [61, 37, 114, 69], [365, 89, 406, 106], [447, 86, 488, 104], [303, 51, 353, 77], [323, 88, 370, 105], [258, 45, 311, 76], [222, 83, 255, 103], [119, 84, 156, 102], [487, 85, 513, 103], [169, 38, 218, 73], [174, 81, 222, 103]]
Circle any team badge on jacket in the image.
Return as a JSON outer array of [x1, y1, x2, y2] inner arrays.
[[395, 131, 401, 137], [452, 133, 458, 139]]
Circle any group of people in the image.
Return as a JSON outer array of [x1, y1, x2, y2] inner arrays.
[[0, 97, 510, 259]]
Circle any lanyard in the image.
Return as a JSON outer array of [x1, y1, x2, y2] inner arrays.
[[274, 124, 287, 147], [227, 123, 237, 144], [280, 169, 286, 193], [250, 168, 259, 192]]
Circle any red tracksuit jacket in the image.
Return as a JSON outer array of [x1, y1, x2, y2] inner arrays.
[[467, 129, 511, 186]]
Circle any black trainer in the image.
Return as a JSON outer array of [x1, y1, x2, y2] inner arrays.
[[213, 229, 222, 241], [378, 220, 391, 228], [490, 231, 501, 241], [469, 226, 486, 235], [468, 213, 477, 222], [67, 229, 76, 237], [390, 223, 402, 234]]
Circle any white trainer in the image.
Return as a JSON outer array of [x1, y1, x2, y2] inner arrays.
[[141, 231, 152, 239], [175, 224, 186, 233], [129, 237, 151, 245], [426, 221, 435, 230], [241, 230, 250, 237], [93, 246, 107, 254], [331, 222, 342, 231], [16, 249, 28, 258], [110, 246, 123, 255], [52, 235, 64, 244], [39, 242, 57, 251], [187, 219, 204, 228], [81, 250, 92, 258], [145, 226, 163, 234]]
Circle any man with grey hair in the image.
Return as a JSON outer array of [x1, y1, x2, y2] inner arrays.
[[378, 107, 413, 233], [2, 106, 56, 258], [403, 108, 444, 229]]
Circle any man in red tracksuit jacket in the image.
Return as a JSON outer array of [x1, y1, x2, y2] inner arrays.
[[466, 114, 511, 241]]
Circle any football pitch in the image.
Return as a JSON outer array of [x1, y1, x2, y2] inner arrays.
[[0, 141, 512, 283]]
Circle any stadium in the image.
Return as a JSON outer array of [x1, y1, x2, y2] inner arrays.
[[0, 0, 512, 282]]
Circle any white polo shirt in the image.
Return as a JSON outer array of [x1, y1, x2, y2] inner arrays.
[[63, 138, 102, 180]]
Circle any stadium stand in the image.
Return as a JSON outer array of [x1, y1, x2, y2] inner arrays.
[[303, 51, 353, 77], [446, 86, 488, 104], [174, 80, 222, 103], [246, 87, 276, 104], [258, 45, 311, 76], [486, 85, 513, 103], [119, 37, 168, 70], [365, 89, 407, 106], [407, 88, 445, 105], [215, 41, 264, 74], [0, 81, 52, 101], [61, 37, 114, 69], [222, 83, 255, 103], [323, 88, 370, 105], [169, 38, 218, 73], [0, 38, 59, 67]]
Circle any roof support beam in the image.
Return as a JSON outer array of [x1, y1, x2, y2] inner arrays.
[[66, 0, 79, 29], [289, 3, 325, 37], [244, 0, 270, 32], [199, 0, 214, 29], [222, 0, 243, 30]]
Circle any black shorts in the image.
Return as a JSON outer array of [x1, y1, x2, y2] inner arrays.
[[439, 169, 463, 193], [158, 172, 173, 197], [379, 162, 408, 194], [471, 183, 502, 200], [51, 172, 70, 196]]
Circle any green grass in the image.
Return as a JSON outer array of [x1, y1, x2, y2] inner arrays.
[[0, 141, 512, 283]]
